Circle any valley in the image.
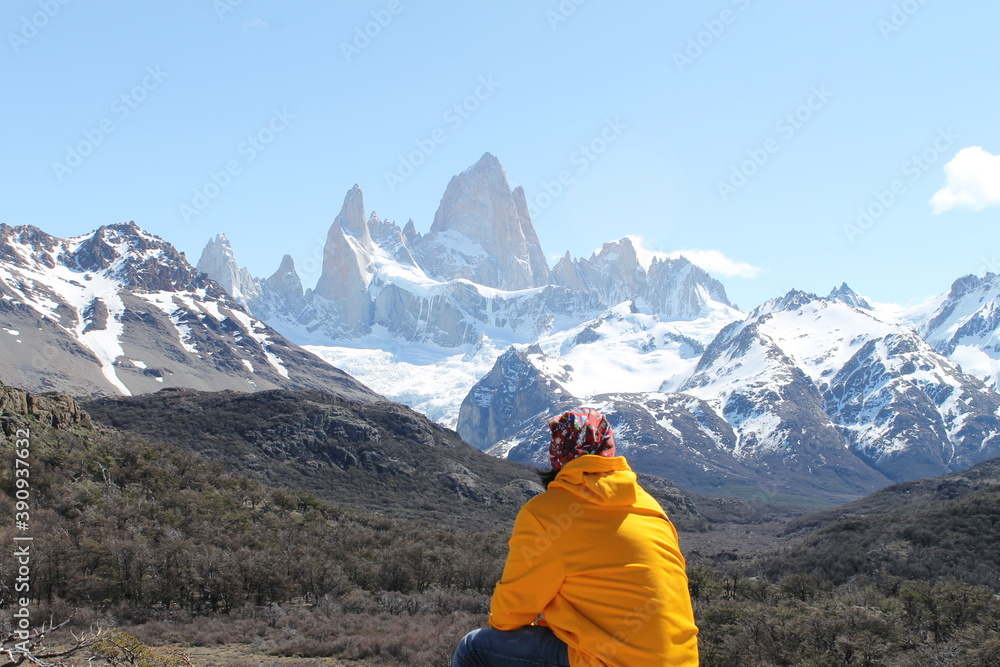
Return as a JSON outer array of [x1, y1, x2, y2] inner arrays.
[[3, 381, 999, 665]]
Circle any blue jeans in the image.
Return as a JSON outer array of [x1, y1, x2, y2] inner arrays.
[[453, 626, 571, 667]]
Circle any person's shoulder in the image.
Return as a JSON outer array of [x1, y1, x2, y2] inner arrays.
[[520, 486, 575, 516], [633, 484, 670, 518]]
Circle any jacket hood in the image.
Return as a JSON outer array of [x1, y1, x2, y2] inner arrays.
[[548, 455, 638, 507]]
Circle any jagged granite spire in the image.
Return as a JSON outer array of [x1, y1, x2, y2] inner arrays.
[[196, 233, 263, 306], [414, 153, 551, 290], [313, 186, 374, 333], [334, 184, 373, 245], [266, 254, 303, 303], [549, 238, 735, 319]]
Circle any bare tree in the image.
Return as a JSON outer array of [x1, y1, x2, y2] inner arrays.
[[2, 619, 105, 666], [2, 622, 191, 667]]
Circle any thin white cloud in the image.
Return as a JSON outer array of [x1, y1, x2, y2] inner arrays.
[[626, 235, 763, 279], [243, 18, 270, 32], [667, 249, 764, 279], [930, 146, 1000, 213]]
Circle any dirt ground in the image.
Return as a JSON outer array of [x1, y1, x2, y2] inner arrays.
[[168, 644, 354, 666], [678, 519, 791, 559]]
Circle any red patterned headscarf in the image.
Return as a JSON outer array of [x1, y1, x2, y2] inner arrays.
[[548, 408, 616, 471]]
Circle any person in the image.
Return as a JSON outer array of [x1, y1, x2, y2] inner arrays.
[[453, 408, 699, 667]]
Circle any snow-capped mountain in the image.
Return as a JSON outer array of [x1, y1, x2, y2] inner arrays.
[[458, 286, 1000, 501], [454, 343, 789, 499], [185, 151, 1000, 503], [824, 330, 1000, 480], [551, 237, 735, 319], [678, 289, 1000, 484], [0, 222, 376, 400], [196, 153, 738, 426], [828, 282, 872, 310], [201, 153, 737, 349], [413, 152, 551, 290], [908, 273, 1000, 389], [196, 233, 262, 308]]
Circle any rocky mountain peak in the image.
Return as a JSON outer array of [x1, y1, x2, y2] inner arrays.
[[550, 250, 590, 293], [402, 219, 420, 245], [254, 253, 306, 320], [273, 253, 296, 277], [197, 233, 262, 306], [919, 273, 1000, 381], [367, 214, 417, 267], [267, 254, 302, 296], [755, 289, 819, 317], [335, 184, 372, 246], [72, 223, 144, 272], [548, 238, 738, 320], [828, 282, 872, 309], [0, 224, 59, 267], [595, 237, 640, 266], [313, 186, 377, 334], [0, 220, 381, 399], [457, 344, 574, 451], [70, 222, 207, 293], [418, 153, 550, 290], [199, 233, 233, 256], [947, 273, 986, 299], [646, 255, 735, 317]]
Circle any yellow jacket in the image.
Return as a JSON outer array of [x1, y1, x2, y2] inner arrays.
[[488, 456, 699, 667]]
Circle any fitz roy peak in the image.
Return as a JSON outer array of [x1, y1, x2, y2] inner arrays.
[[209, 153, 735, 348], [413, 152, 551, 290], [189, 152, 1000, 503]]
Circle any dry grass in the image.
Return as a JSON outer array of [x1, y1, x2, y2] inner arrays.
[[117, 598, 487, 667], [157, 644, 354, 666]]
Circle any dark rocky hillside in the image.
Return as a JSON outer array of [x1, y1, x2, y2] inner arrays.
[[83, 387, 771, 531], [689, 458, 1000, 665], [0, 380, 518, 664], [766, 456, 1000, 589], [83, 388, 540, 527]]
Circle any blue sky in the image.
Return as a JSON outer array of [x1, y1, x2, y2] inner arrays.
[[2, 0, 998, 311]]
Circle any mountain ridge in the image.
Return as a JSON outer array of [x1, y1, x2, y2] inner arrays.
[[0, 221, 377, 401], [7, 153, 1000, 506], [185, 154, 1000, 503]]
